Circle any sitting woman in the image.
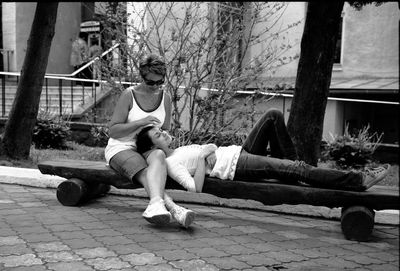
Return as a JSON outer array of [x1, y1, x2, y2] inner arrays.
[[136, 109, 390, 193]]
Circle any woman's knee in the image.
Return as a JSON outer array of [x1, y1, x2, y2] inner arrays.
[[146, 149, 167, 165]]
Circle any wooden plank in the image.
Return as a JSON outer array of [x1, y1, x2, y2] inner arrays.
[[38, 159, 399, 210]]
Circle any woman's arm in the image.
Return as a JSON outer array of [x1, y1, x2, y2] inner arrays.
[[193, 144, 218, 192], [108, 89, 160, 139]]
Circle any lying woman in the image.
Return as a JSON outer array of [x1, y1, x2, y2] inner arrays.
[[136, 109, 390, 193]]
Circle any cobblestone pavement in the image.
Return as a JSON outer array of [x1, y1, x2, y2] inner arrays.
[[0, 183, 398, 271]]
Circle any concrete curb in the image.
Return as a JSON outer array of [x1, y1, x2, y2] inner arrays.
[[0, 166, 398, 225]]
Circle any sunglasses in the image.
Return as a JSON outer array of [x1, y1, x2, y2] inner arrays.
[[144, 78, 164, 86]]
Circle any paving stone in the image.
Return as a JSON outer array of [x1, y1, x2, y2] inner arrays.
[[235, 253, 282, 266], [0, 244, 33, 256], [96, 235, 134, 246], [188, 247, 228, 258], [20, 233, 59, 243], [262, 250, 306, 263], [312, 257, 362, 269], [193, 220, 227, 228], [38, 251, 82, 263], [47, 261, 95, 271], [140, 241, 180, 251], [170, 259, 219, 271], [0, 236, 25, 246], [14, 226, 49, 235], [44, 224, 82, 232], [135, 263, 180, 271], [121, 252, 165, 265], [342, 243, 383, 253], [0, 253, 43, 267], [342, 254, 387, 265], [31, 241, 70, 252], [241, 243, 282, 252], [274, 230, 311, 239], [156, 249, 199, 261], [204, 256, 250, 269], [85, 257, 131, 270], [54, 231, 93, 240], [6, 265, 49, 271], [227, 234, 266, 244], [288, 248, 331, 259], [62, 238, 103, 249], [75, 247, 117, 259], [108, 244, 147, 255], [364, 263, 400, 271], [231, 225, 269, 234], [214, 244, 257, 255]]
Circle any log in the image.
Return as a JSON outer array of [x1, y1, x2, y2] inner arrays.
[[38, 159, 399, 210], [341, 206, 375, 242], [57, 178, 111, 206]]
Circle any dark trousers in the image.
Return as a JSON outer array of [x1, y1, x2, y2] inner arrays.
[[234, 109, 364, 191]]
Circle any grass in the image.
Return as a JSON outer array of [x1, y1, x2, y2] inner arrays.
[[0, 141, 398, 188]]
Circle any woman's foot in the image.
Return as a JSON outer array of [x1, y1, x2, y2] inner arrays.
[[362, 164, 390, 190], [169, 205, 195, 228], [142, 199, 171, 225]]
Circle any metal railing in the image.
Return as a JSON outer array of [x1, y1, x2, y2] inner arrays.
[[0, 43, 121, 121], [0, 49, 14, 72]]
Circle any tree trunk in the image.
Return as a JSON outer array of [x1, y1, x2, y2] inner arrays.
[[287, 1, 344, 166], [0, 2, 58, 159]]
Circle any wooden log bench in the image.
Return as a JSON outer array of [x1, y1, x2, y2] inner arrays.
[[38, 159, 399, 242]]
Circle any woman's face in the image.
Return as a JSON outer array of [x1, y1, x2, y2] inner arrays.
[[143, 72, 164, 89], [147, 127, 172, 149]]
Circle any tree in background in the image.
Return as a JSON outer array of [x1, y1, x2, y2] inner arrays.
[[287, 1, 387, 166], [0, 2, 59, 159], [97, 2, 300, 144]]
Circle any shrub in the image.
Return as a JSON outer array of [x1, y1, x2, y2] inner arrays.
[[321, 124, 383, 169], [171, 129, 246, 149], [32, 119, 70, 149], [90, 125, 109, 147]]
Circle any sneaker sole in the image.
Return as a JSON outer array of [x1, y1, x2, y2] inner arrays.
[[143, 213, 171, 225], [182, 211, 195, 228]]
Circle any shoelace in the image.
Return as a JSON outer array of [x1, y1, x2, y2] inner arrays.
[[293, 160, 307, 167], [364, 166, 385, 177]]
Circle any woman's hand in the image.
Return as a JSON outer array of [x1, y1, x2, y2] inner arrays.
[[142, 116, 161, 127], [205, 153, 217, 168], [200, 144, 217, 159]]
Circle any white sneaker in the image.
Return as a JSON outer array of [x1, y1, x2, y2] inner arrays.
[[170, 205, 195, 228], [142, 199, 171, 225], [362, 164, 390, 190]]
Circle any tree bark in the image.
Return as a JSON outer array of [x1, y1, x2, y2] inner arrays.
[[287, 1, 344, 166], [0, 2, 58, 159]]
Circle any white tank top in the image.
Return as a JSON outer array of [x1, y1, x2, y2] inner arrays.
[[104, 86, 166, 163]]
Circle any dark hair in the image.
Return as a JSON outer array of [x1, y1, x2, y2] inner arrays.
[[136, 126, 156, 154], [139, 54, 166, 79]]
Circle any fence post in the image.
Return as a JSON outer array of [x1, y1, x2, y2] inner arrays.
[[45, 78, 49, 111], [70, 80, 74, 113], [1, 74, 5, 117], [58, 79, 62, 117]]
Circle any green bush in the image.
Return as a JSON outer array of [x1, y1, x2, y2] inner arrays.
[[32, 119, 71, 149], [90, 125, 109, 147], [171, 129, 246, 149], [321, 124, 383, 169]]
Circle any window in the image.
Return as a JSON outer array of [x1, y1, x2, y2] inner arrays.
[[216, 2, 245, 74], [334, 11, 344, 65]]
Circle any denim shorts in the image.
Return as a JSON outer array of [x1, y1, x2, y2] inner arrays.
[[109, 149, 147, 182]]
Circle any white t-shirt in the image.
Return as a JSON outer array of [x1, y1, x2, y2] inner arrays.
[[104, 87, 166, 163], [166, 144, 242, 192]]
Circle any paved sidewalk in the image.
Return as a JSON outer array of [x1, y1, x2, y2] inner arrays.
[[0, 166, 399, 270]]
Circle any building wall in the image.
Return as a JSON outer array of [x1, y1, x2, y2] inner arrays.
[[2, 3, 17, 71], [2, 2, 81, 74], [337, 2, 399, 78]]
